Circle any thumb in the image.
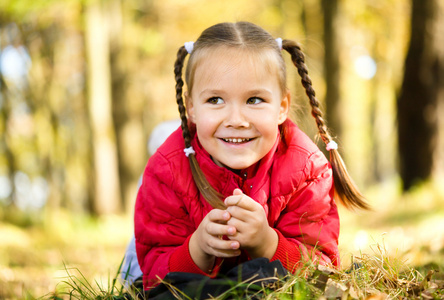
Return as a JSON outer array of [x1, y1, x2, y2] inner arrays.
[[233, 188, 243, 196]]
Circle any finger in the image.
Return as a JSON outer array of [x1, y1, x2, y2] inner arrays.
[[206, 222, 237, 236], [207, 239, 241, 257], [227, 218, 251, 235], [224, 191, 246, 206], [206, 209, 231, 223], [224, 188, 244, 207], [225, 205, 248, 221], [233, 188, 243, 196], [226, 216, 242, 229], [231, 188, 246, 206], [225, 194, 256, 211], [208, 237, 240, 250]]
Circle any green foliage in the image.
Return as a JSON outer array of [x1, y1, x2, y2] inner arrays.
[[1, 0, 444, 298], [0, 0, 416, 216], [0, 0, 80, 20]]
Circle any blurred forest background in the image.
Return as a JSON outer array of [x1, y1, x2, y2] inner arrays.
[[0, 0, 443, 298]]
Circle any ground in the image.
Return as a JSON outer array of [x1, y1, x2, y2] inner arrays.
[[0, 180, 443, 299]]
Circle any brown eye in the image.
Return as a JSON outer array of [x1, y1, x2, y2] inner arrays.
[[246, 97, 263, 105], [207, 97, 224, 104]]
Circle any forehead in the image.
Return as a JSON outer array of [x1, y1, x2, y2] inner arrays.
[[190, 46, 283, 91]]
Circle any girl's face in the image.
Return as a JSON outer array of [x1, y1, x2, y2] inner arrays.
[[186, 47, 289, 170]]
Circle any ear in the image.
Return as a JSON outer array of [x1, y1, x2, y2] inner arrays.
[[278, 90, 290, 125], [185, 91, 196, 123]]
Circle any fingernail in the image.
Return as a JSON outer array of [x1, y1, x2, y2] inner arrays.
[[231, 242, 238, 249], [223, 211, 230, 219], [227, 227, 235, 235]]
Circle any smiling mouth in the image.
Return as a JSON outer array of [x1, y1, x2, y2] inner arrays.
[[221, 138, 254, 144]]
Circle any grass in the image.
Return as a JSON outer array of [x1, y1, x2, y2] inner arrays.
[[1, 179, 444, 299], [43, 245, 444, 299], [51, 262, 128, 299], [0, 210, 131, 299]]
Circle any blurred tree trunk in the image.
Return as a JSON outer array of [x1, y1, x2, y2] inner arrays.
[[300, 0, 307, 37], [31, 26, 66, 211], [0, 69, 16, 201], [321, 0, 341, 138], [85, 2, 121, 214], [108, 0, 135, 213], [397, 0, 444, 191]]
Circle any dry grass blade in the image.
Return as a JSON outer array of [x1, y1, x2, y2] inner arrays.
[[41, 243, 444, 299]]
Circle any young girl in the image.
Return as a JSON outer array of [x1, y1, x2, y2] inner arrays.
[[134, 21, 369, 291]]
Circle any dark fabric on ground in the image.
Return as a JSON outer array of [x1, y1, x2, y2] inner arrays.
[[147, 258, 288, 299]]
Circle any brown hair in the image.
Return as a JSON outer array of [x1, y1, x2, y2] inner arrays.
[[174, 22, 369, 210]]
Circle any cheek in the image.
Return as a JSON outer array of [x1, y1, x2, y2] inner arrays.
[[195, 125, 207, 139], [195, 116, 216, 138], [256, 113, 280, 131], [194, 107, 220, 128], [256, 118, 281, 141]]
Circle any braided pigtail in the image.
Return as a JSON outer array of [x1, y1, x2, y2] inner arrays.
[[174, 46, 226, 210], [282, 39, 370, 210]]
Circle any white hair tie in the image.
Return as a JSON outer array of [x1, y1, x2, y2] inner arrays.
[[275, 38, 283, 50], [184, 146, 195, 157], [326, 141, 338, 151], [184, 41, 194, 54]]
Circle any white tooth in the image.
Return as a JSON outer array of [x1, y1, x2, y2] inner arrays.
[[224, 138, 250, 143]]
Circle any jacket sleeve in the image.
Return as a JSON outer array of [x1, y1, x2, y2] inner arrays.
[[271, 150, 340, 271], [134, 152, 209, 289]]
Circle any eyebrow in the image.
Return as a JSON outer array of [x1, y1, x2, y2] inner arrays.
[[199, 88, 273, 98], [199, 89, 225, 97]]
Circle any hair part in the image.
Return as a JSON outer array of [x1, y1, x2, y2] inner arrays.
[[173, 22, 370, 211], [185, 22, 287, 95]]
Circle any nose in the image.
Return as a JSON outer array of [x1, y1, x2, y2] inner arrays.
[[224, 103, 249, 128]]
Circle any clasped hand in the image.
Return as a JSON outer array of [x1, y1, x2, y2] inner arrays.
[[190, 188, 278, 272]]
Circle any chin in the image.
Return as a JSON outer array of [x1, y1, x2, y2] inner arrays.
[[212, 155, 260, 171], [222, 160, 256, 171], [227, 165, 249, 171]]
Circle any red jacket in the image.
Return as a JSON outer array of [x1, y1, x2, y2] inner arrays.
[[134, 119, 339, 288]]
